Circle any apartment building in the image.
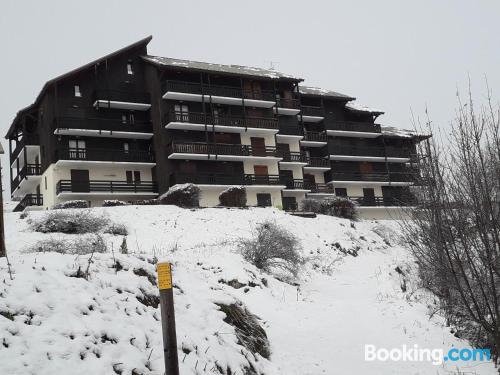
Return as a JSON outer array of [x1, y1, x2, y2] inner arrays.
[[6, 36, 428, 217]]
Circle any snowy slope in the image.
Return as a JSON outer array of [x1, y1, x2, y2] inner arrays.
[[0, 206, 497, 375]]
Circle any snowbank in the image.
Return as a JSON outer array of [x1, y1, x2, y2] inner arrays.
[[0, 206, 497, 374]]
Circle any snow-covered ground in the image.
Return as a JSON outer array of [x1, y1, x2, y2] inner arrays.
[[0, 206, 497, 375]]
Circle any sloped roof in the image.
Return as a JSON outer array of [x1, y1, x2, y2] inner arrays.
[[299, 85, 355, 100], [7, 36, 153, 138], [143, 55, 302, 81], [381, 126, 431, 140], [346, 102, 385, 115]]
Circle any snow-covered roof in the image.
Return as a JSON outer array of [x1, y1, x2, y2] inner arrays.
[[299, 85, 354, 100], [381, 126, 431, 140], [346, 102, 385, 115], [143, 55, 302, 81]]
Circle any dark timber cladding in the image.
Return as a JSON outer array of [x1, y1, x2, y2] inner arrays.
[[5, 35, 430, 212]]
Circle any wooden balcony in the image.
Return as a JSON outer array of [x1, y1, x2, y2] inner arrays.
[[326, 121, 382, 137], [11, 163, 42, 192], [168, 142, 281, 160], [13, 194, 43, 212], [279, 151, 308, 164], [301, 131, 328, 147], [170, 173, 283, 186], [57, 147, 155, 164], [164, 111, 278, 133], [162, 80, 276, 108], [93, 89, 151, 111], [308, 183, 335, 194], [54, 117, 153, 138], [329, 171, 416, 183], [305, 157, 330, 168], [329, 145, 411, 162], [348, 196, 417, 207], [11, 134, 40, 158], [56, 180, 158, 195], [300, 106, 325, 122]]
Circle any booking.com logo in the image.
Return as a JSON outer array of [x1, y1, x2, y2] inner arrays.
[[365, 344, 491, 365]]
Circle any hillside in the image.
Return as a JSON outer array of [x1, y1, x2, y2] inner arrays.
[[0, 206, 497, 375]]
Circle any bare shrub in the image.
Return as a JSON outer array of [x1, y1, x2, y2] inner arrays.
[[30, 211, 110, 234], [52, 200, 89, 209], [301, 197, 358, 220], [402, 87, 500, 364], [120, 237, 128, 254], [104, 223, 128, 236], [219, 186, 247, 207], [301, 198, 322, 213], [238, 221, 303, 277], [27, 234, 107, 255], [102, 200, 128, 207], [216, 302, 270, 359], [159, 183, 200, 208]]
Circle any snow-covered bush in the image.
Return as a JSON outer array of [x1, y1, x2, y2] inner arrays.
[[133, 198, 159, 205], [52, 200, 89, 209], [104, 223, 128, 236], [30, 210, 110, 234], [301, 197, 358, 220], [321, 197, 358, 220], [159, 183, 200, 208], [219, 186, 247, 207], [28, 234, 107, 255], [238, 221, 303, 277], [301, 198, 322, 213], [102, 200, 128, 207]]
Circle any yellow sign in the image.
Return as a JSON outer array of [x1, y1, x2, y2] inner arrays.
[[157, 262, 172, 290]]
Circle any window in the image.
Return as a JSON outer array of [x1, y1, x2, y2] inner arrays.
[[126, 171, 133, 183], [174, 104, 189, 121], [335, 188, 348, 197], [126, 170, 141, 183], [44, 176, 47, 190], [133, 171, 141, 183], [122, 115, 127, 124], [123, 142, 129, 153], [127, 63, 133, 75], [69, 139, 86, 159], [74, 85, 81, 97], [129, 113, 135, 125]]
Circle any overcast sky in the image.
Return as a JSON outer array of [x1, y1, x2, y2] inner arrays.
[[1, 0, 499, 196]]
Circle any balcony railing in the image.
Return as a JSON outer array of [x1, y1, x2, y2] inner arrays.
[[331, 145, 411, 158], [276, 98, 300, 109], [163, 80, 275, 101], [57, 147, 155, 163], [303, 131, 328, 142], [306, 157, 330, 168], [301, 106, 324, 117], [168, 142, 279, 158], [55, 117, 153, 134], [278, 124, 303, 136], [329, 171, 415, 182], [56, 180, 158, 194], [328, 121, 381, 133], [170, 173, 283, 186], [348, 196, 417, 207], [11, 163, 42, 192], [280, 151, 308, 163], [93, 89, 150, 104], [13, 194, 43, 212], [165, 111, 278, 131], [12, 134, 40, 158], [281, 179, 309, 190], [309, 183, 335, 194]]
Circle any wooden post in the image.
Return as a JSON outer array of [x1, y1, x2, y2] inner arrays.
[[157, 262, 180, 375]]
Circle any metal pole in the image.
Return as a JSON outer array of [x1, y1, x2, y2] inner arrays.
[[157, 262, 180, 375]]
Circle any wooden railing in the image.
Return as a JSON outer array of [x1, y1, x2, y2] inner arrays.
[[165, 111, 278, 130], [163, 80, 275, 101], [331, 145, 410, 158], [301, 105, 324, 117], [93, 89, 150, 104], [348, 196, 417, 207], [276, 97, 300, 109], [306, 157, 330, 168], [168, 142, 279, 158], [12, 134, 39, 158], [56, 180, 158, 194], [328, 121, 381, 133], [303, 131, 328, 142], [57, 147, 154, 163], [279, 151, 308, 163], [13, 194, 43, 212], [170, 173, 283, 186], [55, 117, 153, 134], [329, 171, 415, 182]]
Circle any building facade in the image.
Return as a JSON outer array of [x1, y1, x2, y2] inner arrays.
[[6, 36, 428, 217]]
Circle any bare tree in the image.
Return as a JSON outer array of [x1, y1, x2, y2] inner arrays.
[[403, 85, 500, 364]]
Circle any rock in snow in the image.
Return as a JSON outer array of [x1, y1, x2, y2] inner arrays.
[[0, 206, 497, 375]]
